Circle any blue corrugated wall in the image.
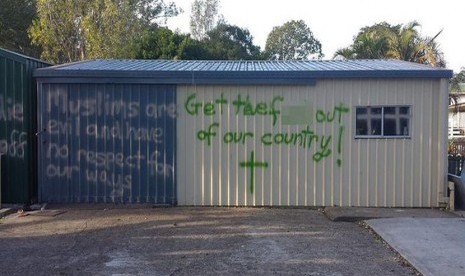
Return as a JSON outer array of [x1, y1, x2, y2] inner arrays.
[[37, 83, 176, 204]]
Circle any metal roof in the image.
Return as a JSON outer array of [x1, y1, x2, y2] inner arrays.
[[0, 47, 52, 65], [34, 59, 453, 85]]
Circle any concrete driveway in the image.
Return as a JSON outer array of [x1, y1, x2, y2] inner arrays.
[[367, 217, 465, 276], [0, 207, 414, 275]]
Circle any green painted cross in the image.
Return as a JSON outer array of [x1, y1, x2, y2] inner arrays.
[[240, 151, 268, 194]]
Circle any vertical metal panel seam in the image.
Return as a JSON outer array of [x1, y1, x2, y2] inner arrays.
[[329, 81, 335, 207], [428, 81, 434, 206], [304, 86, 308, 205], [347, 81, 353, 207], [419, 81, 425, 207]]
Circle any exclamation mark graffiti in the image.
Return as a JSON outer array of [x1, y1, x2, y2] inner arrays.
[[337, 125, 344, 167]]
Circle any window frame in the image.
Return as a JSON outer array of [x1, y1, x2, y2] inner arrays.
[[354, 105, 412, 139]]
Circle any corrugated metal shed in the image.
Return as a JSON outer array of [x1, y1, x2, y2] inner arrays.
[[35, 59, 452, 207], [0, 48, 50, 203]]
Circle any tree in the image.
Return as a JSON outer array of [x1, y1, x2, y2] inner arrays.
[[334, 21, 446, 67], [133, 0, 179, 26], [29, 0, 85, 63], [387, 21, 445, 67], [29, 0, 179, 63], [190, 0, 219, 40], [203, 23, 261, 60], [451, 68, 465, 93], [335, 22, 392, 59], [0, 0, 40, 57], [178, 39, 211, 60], [82, 0, 141, 59], [134, 26, 212, 60], [264, 20, 323, 60], [333, 48, 355, 60], [134, 23, 261, 60], [135, 27, 189, 59], [449, 68, 465, 117]]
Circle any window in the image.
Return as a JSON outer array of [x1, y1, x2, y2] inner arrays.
[[355, 106, 410, 138]]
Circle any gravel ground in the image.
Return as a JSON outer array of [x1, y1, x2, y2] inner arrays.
[[0, 207, 415, 275]]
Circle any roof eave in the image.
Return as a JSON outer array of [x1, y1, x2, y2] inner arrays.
[[33, 69, 452, 85]]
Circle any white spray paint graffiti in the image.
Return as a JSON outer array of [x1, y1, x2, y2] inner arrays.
[[0, 95, 23, 122], [45, 91, 176, 119], [0, 95, 27, 159], [0, 129, 27, 159], [42, 88, 176, 201]]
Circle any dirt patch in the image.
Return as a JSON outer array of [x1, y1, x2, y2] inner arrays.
[[0, 207, 415, 275]]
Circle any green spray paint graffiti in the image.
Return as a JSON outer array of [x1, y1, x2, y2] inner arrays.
[[185, 92, 350, 194], [185, 93, 283, 126], [337, 125, 345, 167], [240, 151, 268, 194]]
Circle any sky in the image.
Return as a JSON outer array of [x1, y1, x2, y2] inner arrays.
[[165, 0, 465, 72]]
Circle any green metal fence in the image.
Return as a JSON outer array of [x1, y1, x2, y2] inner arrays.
[[0, 48, 50, 203]]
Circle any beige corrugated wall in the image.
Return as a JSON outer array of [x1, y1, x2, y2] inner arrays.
[[176, 78, 448, 207]]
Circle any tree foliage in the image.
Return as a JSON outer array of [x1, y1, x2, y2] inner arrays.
[[388, 22, 445, 67], [190, 0, 219, 40], [0, 0, 40, 57], [450, 68, 465, 92], [177, 38, 210, 60], [29, 0, 179, 63], [202, 23, 261, 60], [133, 0, 179, 26], [29, 0, 84, 63], [135, 27, 189, 59], [134, 26, 208, 60], [334, 21, 446, 67], [335, 22, 392, 59], [135, 23, 261, 60], [264, 20, 323, 60], [83, 0, 143, 59]]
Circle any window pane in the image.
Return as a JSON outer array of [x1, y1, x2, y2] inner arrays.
[[383, 106, 410, 136], [370, 107, 382, 115], [384, 118, 397, 135], [384, 107, 395, 115], [357, 107, 367, 115], [356, 108, 368, 135], [400, 107, 410, 135], [371, 118, 382, 135], [369, 107, 382, 135], [399, 107, 409, 115], [400, 118, 409, 135], [356, 119, 367, 135]]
